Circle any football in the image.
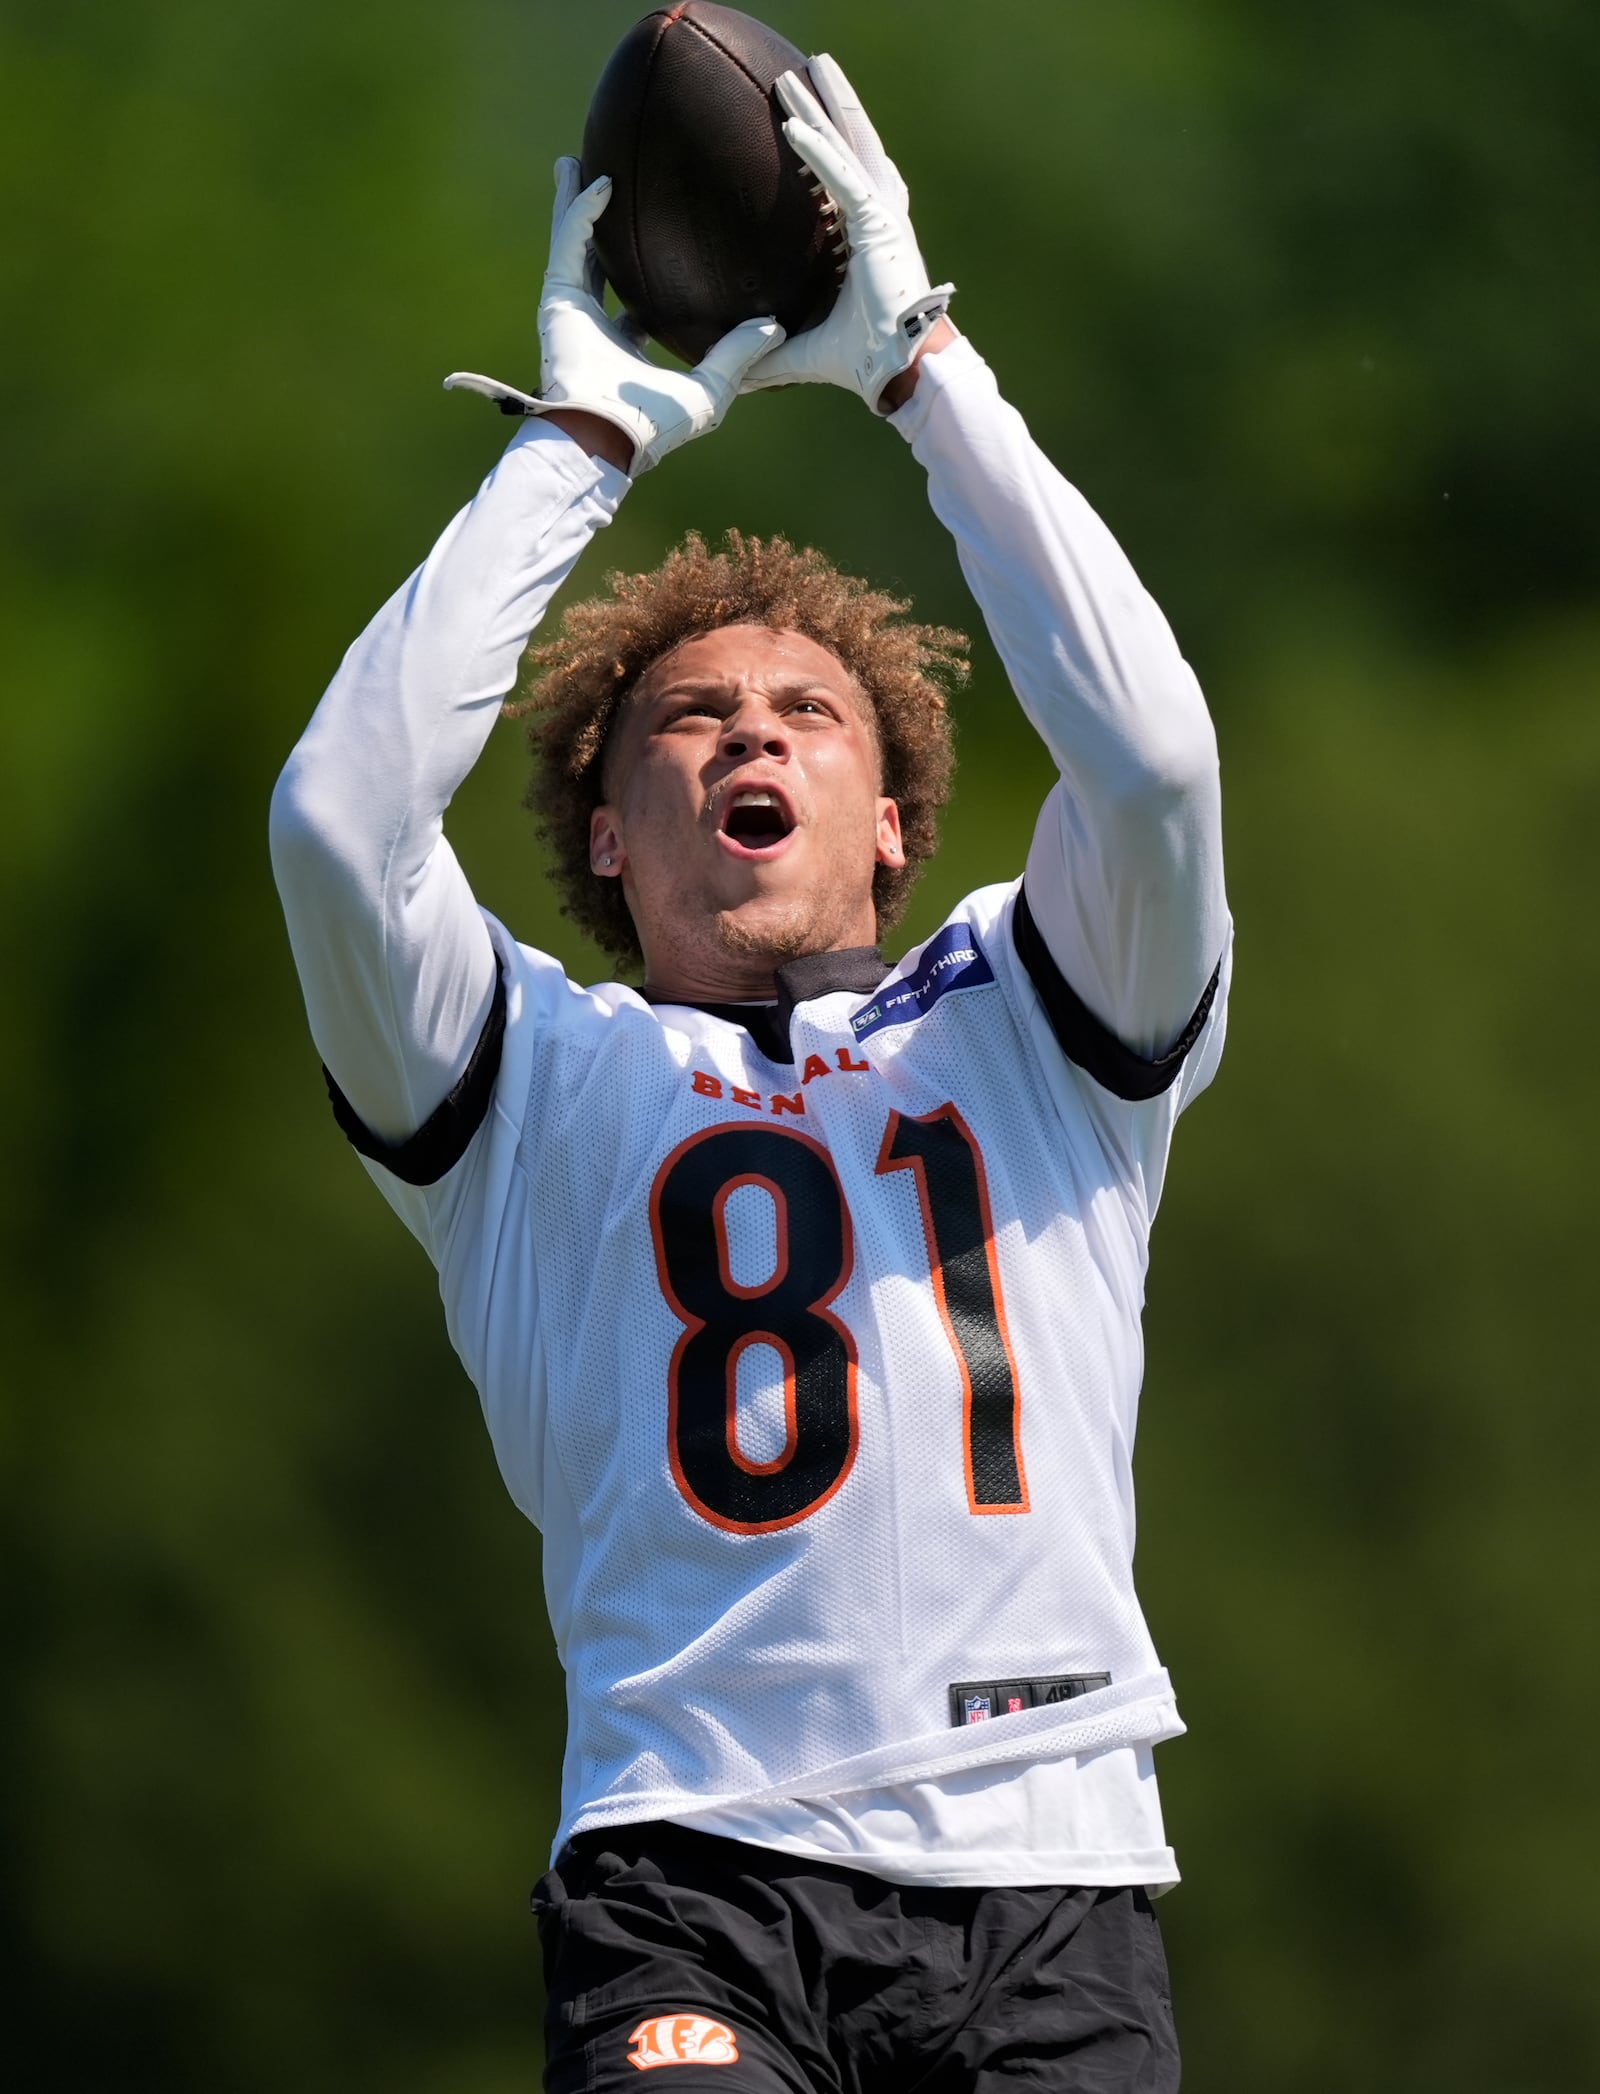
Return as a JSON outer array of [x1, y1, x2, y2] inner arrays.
[[580, 3, 847, 366]]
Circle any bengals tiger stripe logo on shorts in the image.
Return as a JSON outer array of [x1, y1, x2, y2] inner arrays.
[[627, 2013, 740, 2070]]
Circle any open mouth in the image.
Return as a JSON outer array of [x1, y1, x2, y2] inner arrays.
[[718, 788, 796, 853]]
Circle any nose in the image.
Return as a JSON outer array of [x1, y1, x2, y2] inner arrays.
[[717, 698, 791, 765]]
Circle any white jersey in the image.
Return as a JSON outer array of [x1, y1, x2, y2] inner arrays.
[[360, 882, 1228, 1863], [271, 338, 1230, 1885]]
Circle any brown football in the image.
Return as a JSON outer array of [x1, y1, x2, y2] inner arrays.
[[579, 4, 847, 366]]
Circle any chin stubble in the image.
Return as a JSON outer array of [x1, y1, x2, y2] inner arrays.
[[712, 897, 842, 966]]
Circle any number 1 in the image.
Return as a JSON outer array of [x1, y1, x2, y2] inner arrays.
[[876, 1106, 1029, 1513]]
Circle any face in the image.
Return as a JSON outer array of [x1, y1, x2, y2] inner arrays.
[[590, 625, 904, 1001]]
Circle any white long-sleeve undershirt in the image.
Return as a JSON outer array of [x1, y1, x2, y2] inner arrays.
[[270, 338, 1225, 1144], [270, 421, 628, 1141], [893, 339, 1225, 1056]]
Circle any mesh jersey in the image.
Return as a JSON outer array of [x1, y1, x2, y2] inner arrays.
[[271, 340, 1231, 1882], [363, 878, 1230, 1855]]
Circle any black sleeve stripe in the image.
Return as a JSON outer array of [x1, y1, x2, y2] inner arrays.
[[322, 964, 507, 1187], [1011, 882, 1220, 1103]]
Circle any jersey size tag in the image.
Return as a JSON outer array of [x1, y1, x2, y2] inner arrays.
[[948, 1672, 1111, 1726], [851, 922, 994, 1042]]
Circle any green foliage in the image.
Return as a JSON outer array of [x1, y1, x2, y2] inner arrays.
[[4, 2, 1597, 2087]]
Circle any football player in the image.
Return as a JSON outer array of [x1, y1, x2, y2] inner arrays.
[[271, 59, 1229, 2094]]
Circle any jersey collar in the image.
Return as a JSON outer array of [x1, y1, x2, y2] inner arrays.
[[643, 945, 888, 1067]]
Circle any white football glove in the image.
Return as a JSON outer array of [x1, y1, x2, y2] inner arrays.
[[445, 157, 784, 474], [741, 56, 954, 413]]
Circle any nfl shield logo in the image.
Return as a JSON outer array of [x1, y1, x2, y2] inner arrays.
[[963, 1693, 993, 1723]]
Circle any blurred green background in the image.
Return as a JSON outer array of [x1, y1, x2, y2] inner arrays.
[[4, 0, 1597, 2087]]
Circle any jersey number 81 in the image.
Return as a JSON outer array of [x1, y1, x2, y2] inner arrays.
[[649, 1109, 1029, 1535]]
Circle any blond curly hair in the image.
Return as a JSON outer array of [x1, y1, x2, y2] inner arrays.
[[508, 530, 967, 968]]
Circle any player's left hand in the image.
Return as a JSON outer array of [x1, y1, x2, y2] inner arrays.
[[445, 157, 785, 475], [739, 56, 955, 414]]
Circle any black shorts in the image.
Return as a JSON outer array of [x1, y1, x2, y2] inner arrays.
[[532, 1821, 1178, 2092]]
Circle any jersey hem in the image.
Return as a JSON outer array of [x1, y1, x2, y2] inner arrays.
[[557, 1683, 1183, 1857], [639, 1815, 1180, 1891]]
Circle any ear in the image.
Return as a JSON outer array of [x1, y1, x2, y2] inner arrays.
[[590, 805, 624, 877], [874, 797, 904, 868]]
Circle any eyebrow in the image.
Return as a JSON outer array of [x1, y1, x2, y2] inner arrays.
[[646, 671, 848, 704]]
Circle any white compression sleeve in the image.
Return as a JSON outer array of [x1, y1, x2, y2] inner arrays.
[[893, 340, 1227, 1056], [269, 421, 629, 1141]]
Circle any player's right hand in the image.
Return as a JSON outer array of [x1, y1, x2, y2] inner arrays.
[[740, 57, 955, 414], [444, 158, 785, 475]]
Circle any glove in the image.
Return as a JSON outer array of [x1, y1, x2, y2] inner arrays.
[[741, 56, 954, 413], [444, 157, 784, 474]]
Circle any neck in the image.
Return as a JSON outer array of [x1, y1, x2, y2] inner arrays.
[[641, 953, 784, 1004], [638, 904, 883, 1007], [641, 935, 885, 1010]]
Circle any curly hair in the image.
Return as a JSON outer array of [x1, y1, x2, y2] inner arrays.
[[508, 530, 967, 969]]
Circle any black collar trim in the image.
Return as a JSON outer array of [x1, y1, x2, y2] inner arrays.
[[642, 946, 888, 1066]]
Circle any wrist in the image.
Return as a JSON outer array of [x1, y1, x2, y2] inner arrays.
[[877, 317, 959, 414], [542, 406, 636, 476]]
